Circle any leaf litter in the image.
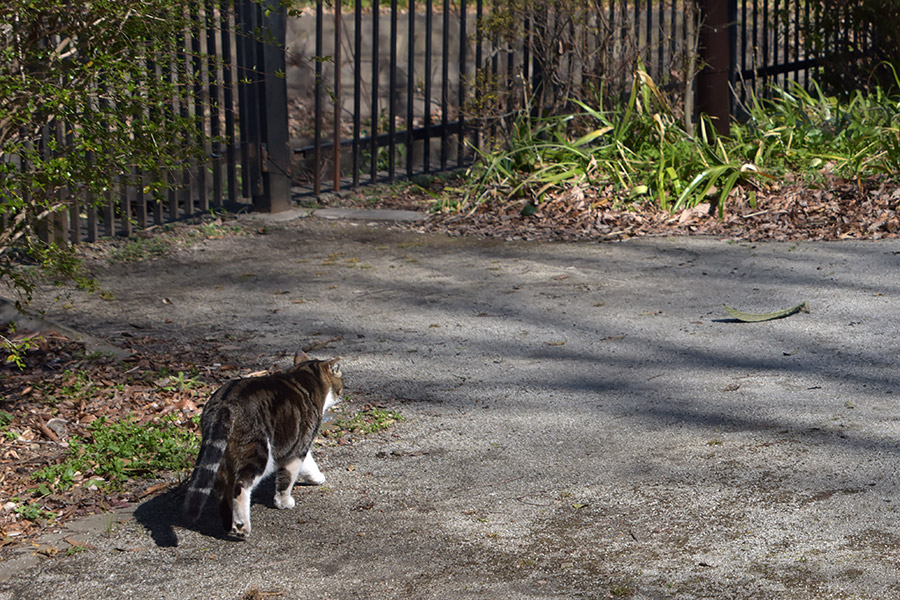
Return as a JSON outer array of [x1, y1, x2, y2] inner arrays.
[[327, 174, 900, 243], [0, 326, 225, 547]]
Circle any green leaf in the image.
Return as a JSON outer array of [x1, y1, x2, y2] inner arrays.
[[723, 302, 808, 322]]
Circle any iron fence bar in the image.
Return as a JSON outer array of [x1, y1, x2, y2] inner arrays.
[[739, 56, 819, 80], [295, 121, 464, 155], [792, 0, 799, 84], [86, 185, 98, 241], [163, 33, 180, 220], [132, 53, 148, 231], [751, 0, 757, 95], [458, 0, 467, 166], [762, 0, 769, 90], [207, 0, 223, 208], [739, 0, 746, 102], [371, 1, 379, 183], [440, 0, 449, 169], [621, 0, 627, 92], [178, 5, 193, 217], [64, 126, 80, 244], [490, 12, 497, 142], [670, 0, 677, 85], [192, 3, 208, 212], [388, 0, 398, 181], [804, 0, 812, 84], [728, 0, 736, 110], [314, 0, 322, 195], [474, 0, 483, 154], [773, 0, 780, 88], [185, 4, 198, 216], [633, 0, 639, 76], [407, 0, 415, 177], [423, 0, 433, 172], [235, 0, 250, 199], [506, 2, 514, 115], [646, 0, 652, 77], [353, 0, 362, 187], [146, 55, 164, 226], [83, 116, 98, 240], [334, 0, 342, 192], [222, 0, 238, 204]]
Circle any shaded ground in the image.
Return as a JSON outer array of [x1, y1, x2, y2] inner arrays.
[[0, 206, 898, 598]]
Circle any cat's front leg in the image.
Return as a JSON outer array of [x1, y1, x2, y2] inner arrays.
[[297, 450, 326, 485]]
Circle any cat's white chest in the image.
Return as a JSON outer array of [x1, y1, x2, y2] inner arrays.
[[323, 388, 338, 411]]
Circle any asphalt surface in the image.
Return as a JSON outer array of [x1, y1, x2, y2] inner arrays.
[[2, 212, 900, 599]]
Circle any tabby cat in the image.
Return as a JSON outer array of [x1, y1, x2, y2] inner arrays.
[[183, 351, 343, 537]]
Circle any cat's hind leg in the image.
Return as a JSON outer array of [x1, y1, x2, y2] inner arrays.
[[229, 441, 271, 538], [297, 450, 327, 485], [274, 456, 302, 509], [214, 472, 233, 533]]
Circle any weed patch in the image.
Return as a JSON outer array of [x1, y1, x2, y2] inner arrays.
[[447, 67, 900, 220], [110, 236, 173, 262], [32, 414, 199, 495], [322, 405, 402, 441]]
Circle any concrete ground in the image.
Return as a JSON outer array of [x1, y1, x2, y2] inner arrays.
[[2, 212, 900, 599]]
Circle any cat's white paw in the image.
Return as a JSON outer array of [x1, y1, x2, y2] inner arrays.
[[274, 493, 296, 509], [298, 453, 327, 485], [300, 470, 326, 485], [230, 522, 251, 538]]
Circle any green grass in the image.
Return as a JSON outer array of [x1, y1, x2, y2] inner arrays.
[[327, 407, 402, 436], [31, 414, 199, 495], [110, 236, 173, 262], [446, 64, 900, 218]]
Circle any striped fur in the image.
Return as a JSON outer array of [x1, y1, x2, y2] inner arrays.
[[182, 352, 343, 537], [183, 382, 236, 522]]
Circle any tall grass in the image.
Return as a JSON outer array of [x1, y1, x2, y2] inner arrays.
[[445, 66, 900, 218]]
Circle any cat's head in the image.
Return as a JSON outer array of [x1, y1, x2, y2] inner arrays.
[[294, 351, 343, 396], [323, 357, 343, 396]]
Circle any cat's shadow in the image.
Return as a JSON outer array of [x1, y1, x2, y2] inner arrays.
[[133, 480, 282, 547]]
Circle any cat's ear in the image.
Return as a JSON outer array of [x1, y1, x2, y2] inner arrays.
[[294, 350, 311, 366], [326, 357, 342, 377]]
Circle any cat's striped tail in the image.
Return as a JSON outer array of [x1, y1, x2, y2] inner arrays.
[[183, 393, 233, 522]]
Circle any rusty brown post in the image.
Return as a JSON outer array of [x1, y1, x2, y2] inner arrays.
[[696, 0, 732, 136]]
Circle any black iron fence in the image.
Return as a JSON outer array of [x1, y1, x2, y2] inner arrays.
[[1, 0, 293, 246], [295, 0, 877, 195], [294, 0, 703, 195], [2, 0, 880, 246]]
